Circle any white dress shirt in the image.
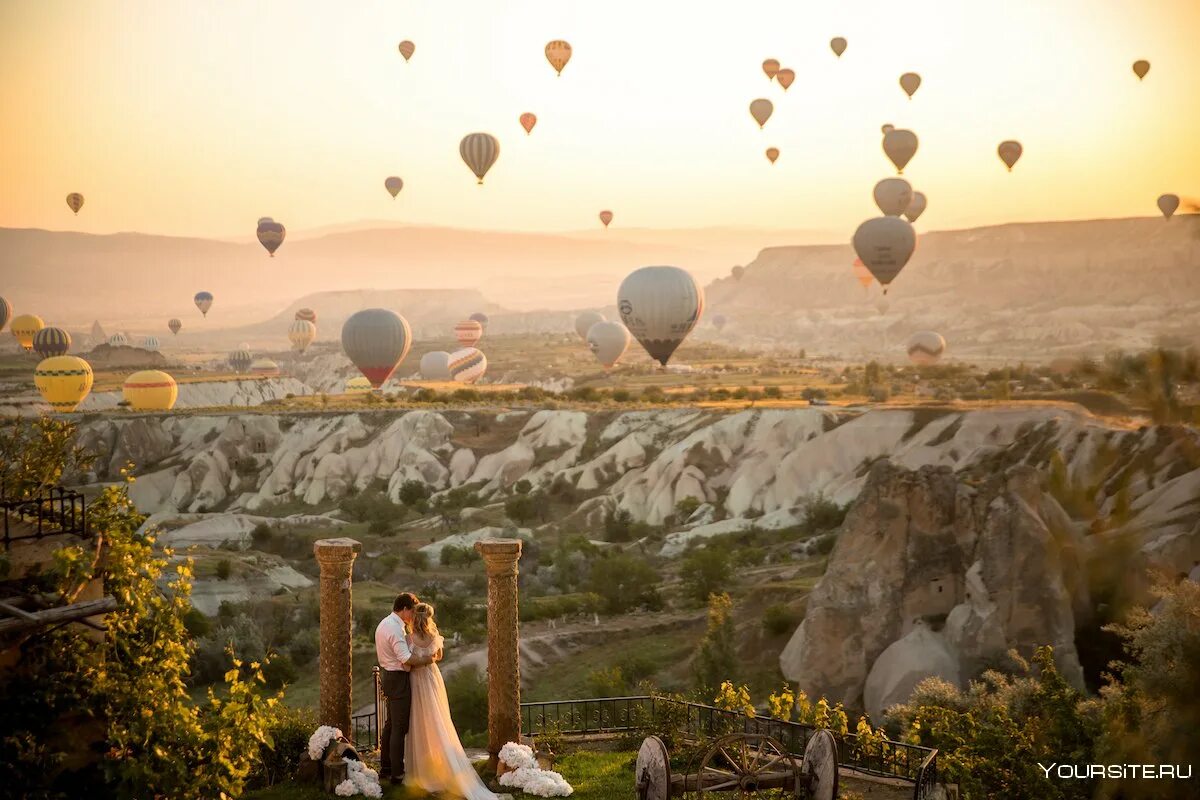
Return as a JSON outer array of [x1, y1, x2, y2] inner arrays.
[[375, 612, 414, 671]]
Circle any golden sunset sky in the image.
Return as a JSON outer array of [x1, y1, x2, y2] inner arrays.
[[2, 0, 1198, 239]]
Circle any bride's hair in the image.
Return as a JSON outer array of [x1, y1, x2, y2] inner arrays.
[[412, 602, 439, 640]]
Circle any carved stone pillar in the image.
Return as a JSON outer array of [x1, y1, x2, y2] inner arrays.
[[315, 537, 362, 735], [474, 538, 523, 771]]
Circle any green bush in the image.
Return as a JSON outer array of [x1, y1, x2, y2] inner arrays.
[[762, 604, 798, 637], [681, 545, 733, 603], [215, 559, 232, 580], [586, 553, 660, 613], [519, 592, 603, 622], [249, 706, 317, 789], [250, 522, 273, 548]]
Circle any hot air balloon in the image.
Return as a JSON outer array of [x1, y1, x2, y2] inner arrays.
[[108, 333, 129, 347], [762, 59, 780, 80], [852, 217, 917, 294], [899, 72, 921, 98], [33, 327, 71, 359], [256, 219, 286, 256], [141, 336, 160, 351], [123, 370, 178, 410], [599, 210, 614, 228], [469, 312, 490, 329], [342, 309, 412, 388], [731, 266, 745, 281], [0, 296, 11, 333], [749, 99, 774, 128], [229, 349, 252, 374], [454, 319, 483, 347], [520, 113, 537, 135], [852, 259, 874, 289], [881, 123, 895, 135], [168, 318, 182, 335], [545, 40, 572, 75], [398, 40, 415, 61], [295, 308, 317, 323], [460, 133, 500, 184], [712, 314, 728, 331], [765, 147, 780, 165], [574, 311, 606, 341], [776, 69, 795, 90], [66, 193, 84, 215], [346, 376, 373, 394], [11, 314, 44, 351], [874, 178, 914, 217], [449, 348, 488, 384], [34, 356, 93, 412], [289, 319, 317, 353], [194, 291, 213, 317], [905, 192, 928, 223], [998, 141, 1023, 171], [883, 129, 919, 174], [250, 358, 281, 378], [830, 38, 847, 57], [257, 217, 273, 225], [1158, 194, 1180, 220], [586, 321, 631, 368], [1132, 60, 1150, 80], [907, 331, 946, 365], [617, 266, 704, 366], [876, 297, 891, 315], [385, 176, 404, 198], [419, 351, 452, 381]]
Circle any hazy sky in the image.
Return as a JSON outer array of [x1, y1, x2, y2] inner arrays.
[[2, 0, 1199, 239]]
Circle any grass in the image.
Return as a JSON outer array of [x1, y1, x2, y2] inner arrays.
[[243, 749, 634, 800]]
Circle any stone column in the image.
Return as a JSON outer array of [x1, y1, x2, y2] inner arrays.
[[474, 538, 523, 771], [315, 537, 362, 735]]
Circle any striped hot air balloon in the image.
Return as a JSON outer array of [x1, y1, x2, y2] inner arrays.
[[66, 193, 84, 215], [123, 370, 178, 410], [341, 308, 413, 388], [0, 296, 11, 333], [194, 291, 214, 317], [346, 376, 373, 394], [295, 308, 317, 323], [34, 356, 93, 412], [11, 314, 44, 351], [141, 336, 160, 351], [419, 351, 452, 380], [617, 266, 704, 366], [460, 133, 500, 184], [454, 319, 483, 347], [33, 327, 72, 359], [256, 220, 286, 256], [545, 40, 572, 75], [168, 318, 182, 335], [108, 332, 129, 347], [289, 319, 317, 353], [907, 331, 947, 365], [250, 358, 280, 378], [448, 348, 488, 384], [229, 349, 252, 373]]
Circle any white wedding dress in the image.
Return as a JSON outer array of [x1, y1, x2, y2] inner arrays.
[[404, 633, 498, 800]]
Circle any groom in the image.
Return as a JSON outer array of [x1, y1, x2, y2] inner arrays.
[[375, 591, 437, 785]]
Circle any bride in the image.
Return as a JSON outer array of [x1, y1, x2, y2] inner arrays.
[[405, 602, 499, 800]]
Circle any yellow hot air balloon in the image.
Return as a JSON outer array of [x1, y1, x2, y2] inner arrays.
[[545, 40, 572, 76], [520, 112, 537, 135], [830, 38, 847, 58], [998, 140, 1023, 171], [66, 193, 84, 214], [11, 314, 44, 351], [398, 40, 415, 61], [749, 99, 773, 129], [123, 370, 178, 411], [1132, 60, 1150, 80], [460, 133, 500, 184], [899, 72, 921, 99], [776, 68, 795, 90], [765, 147, 780, 165], [346, 376, 373, 394], [34, 356, 93, 412], [762, 59, 780, 80]]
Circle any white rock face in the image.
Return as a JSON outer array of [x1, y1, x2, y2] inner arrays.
[[863, 621, 962, 720], [419, 526, 533, 560], [83, 378, 312, 410]]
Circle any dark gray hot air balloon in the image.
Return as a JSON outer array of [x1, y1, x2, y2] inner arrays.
[[342, 308, 412, 388]]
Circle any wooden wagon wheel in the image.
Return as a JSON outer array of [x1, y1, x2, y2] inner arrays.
[[801, 729, 839, 800], [636, 735, 672, 800], [695, 734, 801, 800]]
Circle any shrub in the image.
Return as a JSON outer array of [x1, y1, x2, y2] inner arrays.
[[763, 386, 783, 399], [249, 705, 317, 789], [250, 522, 273, 548], [215, 559, 232, 580], [403, 550, 429, 574], [762, 604, 798, 637], [681, 545, 733, 603], [398, 479, 432, 508], [586, 553, 660, 613]]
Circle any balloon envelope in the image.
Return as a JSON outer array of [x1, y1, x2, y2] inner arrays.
[[346, 376, 373, 394], [574, 311, 606, 341], [765, 147, 779, 164], [998, 140, 1023, 171], [545, 40, 572, 75], [899, 72, 921, 98], [469, 312, 490, 329], [776, 68, 795, 90], [0, 296, 11, 333], [419, 351, 452, 381], [731, 266, 745, 281], [33, 327, 71, 359], [123, 370, 178, 411], [762, 59, 780, 79], [229, 349, 252, 373], [905, 192, 928, 223], [295, 308, 317, 323], [907, 331, 946, 365], [398, 40, 415, 61], [168, 318, 182, 335], [194, 291, 213, 317], [385, 176, 403, 198], [460, 133, 500, 184], [257, 220, 286, 256], [107, 333, 129, 347], [1157, 194, 1180, 220], [883, 129, 918, 174], [1132, 60, 1149, 80], [586, 321, 631, 368], [874, 178, 914, 217], [35, 356, 93, 412], [449, 347, 488, 384], [342, 309, 412, 388], [749, 99, 774, 128], [11, 314, 44, 351], [852, 259, 874, 289], [830, 38, 847, 57], [852, 217, 917, 292], [617, 266, 704, 366], [520, 113, 537, 135], [250, 358, 280, 378], [599, 210, 613, 228], [289, 319, 317, 353], [66, 193, 84, 214], [454, 319, 483, 347]]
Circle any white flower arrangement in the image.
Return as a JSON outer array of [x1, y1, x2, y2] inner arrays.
[[307, 725, 343, 761], [498, 742, 573, 797], [335, 758, 383, 798]]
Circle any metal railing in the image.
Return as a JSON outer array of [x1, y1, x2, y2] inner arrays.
[[350, 666, 383, 753], [521, 695, 939, 800], [1, 486, 88, 550]]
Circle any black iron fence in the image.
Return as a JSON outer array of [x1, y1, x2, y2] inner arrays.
[[350, 667, 383, 753], [520, 695, 939, 800], [1, 486, 88, 550]]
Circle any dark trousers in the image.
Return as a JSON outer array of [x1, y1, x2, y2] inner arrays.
[[379, 669, 411, 777]]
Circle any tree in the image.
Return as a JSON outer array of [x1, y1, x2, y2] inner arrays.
[[681, 545, 733, 603], [692, 593, 737, 693], [403, 549, 429, 574], [504, 492, 540, 525], [398, 479, 432, 510], [586, 553, 660, 613]]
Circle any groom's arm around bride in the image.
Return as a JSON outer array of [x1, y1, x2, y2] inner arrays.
[[374, 592, 435, 785]]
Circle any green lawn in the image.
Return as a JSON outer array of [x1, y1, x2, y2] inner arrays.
[[243, 749, 633, 800]]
